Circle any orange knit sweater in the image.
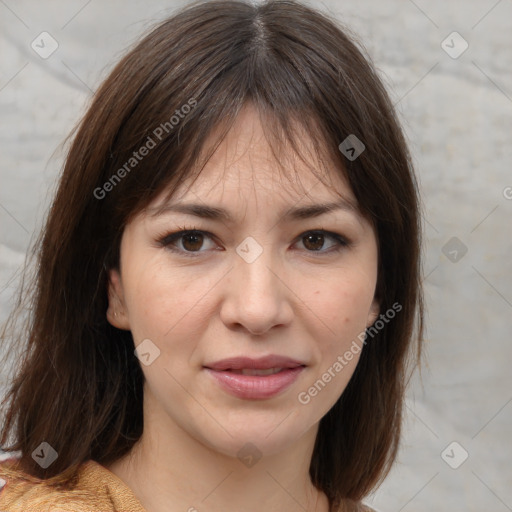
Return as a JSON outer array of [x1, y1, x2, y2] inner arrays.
[[0, 457, 147, 512]]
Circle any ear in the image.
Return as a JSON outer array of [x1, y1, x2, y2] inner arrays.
[[106, 268, 131, 330], [366, 296, 380, 327]]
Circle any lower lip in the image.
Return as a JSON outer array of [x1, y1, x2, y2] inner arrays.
[[204, 367, 305, 400]]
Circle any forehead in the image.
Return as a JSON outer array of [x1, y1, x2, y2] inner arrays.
[[156, 103, 356, 209]]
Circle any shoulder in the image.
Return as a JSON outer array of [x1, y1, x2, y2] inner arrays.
[[358, 504, 380, 512], [339, 500, 380, 512], [0, 456, 92, 512], [0, 455, 146, 512]]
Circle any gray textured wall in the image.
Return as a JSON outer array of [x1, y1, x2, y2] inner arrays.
[[1, 1, 511, 510]]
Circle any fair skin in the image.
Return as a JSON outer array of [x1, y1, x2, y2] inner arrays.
[[106, 104, 379, 512]]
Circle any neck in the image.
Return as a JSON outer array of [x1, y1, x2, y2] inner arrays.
[[106, 392, 330, 512]]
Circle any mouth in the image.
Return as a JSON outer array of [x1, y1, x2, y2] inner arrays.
[[204, 354, 306, 371], [203, 355, 307, 400]]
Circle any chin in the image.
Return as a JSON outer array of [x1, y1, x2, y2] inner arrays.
[[195, 409, 316, 460]]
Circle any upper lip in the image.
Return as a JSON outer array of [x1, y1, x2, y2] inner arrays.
[[204, 355, 306, 371]]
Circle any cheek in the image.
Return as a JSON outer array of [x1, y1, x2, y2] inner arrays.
[[122, 256, 220, 353], [125, 262, 174, 336], [298, 280, 373, 411], [311, 274, 376, 339], [304, 272, 376, 393]]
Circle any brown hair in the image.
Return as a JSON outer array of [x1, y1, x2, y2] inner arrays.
[[0, 0, 423, 509]]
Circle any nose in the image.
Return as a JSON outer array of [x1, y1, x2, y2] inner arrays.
[[219, 246, 294, 336]]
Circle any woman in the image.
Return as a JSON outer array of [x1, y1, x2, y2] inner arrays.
[[0, 0, 423, 511]]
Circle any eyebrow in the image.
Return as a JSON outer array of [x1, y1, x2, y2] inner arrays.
[[148, 199, 360, 223]]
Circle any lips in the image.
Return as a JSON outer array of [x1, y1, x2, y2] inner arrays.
[[203, 355, 306, 400]]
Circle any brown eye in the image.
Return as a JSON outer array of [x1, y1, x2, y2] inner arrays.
[[296, 230, 348, 254], [181, 232, 204, 251], [303, 233, 325, 251], [158, 229, 218, 256]]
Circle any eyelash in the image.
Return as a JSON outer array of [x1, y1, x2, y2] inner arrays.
[[155, 225, 350, 258]]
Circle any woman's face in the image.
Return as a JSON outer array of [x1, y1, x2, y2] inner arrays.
[[108, 104, 379, 459]]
